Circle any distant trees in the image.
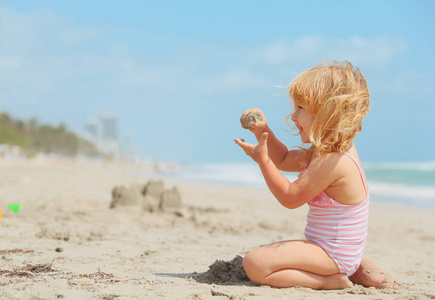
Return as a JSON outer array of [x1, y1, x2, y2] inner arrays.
[[0, 112, 103, 157]]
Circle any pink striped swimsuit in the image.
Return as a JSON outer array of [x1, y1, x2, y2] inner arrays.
[[302, 152, 370, 276]]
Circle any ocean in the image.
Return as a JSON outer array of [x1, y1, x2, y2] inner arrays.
[[158, 161, 435, 209]]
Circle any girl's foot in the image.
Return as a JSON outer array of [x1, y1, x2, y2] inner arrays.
[[326, 273, 353, 290], [349, 259, 399, 289]]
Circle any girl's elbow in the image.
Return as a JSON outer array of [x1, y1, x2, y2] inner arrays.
[[279, 197, 303, 209], [279, 194, 307, 209], [282, 202, 302, 209]]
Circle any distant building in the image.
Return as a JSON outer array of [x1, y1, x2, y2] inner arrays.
[[85, 118, 99, 141], [85, 114, 119, 157], [100, 114, 118, 141]]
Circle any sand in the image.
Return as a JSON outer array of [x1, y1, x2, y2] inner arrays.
[[0, 160, 434, 299]]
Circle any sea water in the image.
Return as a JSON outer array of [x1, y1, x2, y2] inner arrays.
[[159, 161, 435, 209]]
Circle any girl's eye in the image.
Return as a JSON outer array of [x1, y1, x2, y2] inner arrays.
[[298, 106, 304, 110]]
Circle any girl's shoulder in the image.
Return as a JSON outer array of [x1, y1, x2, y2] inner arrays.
[[314, 142, 361, 166], [309, 150, 361, 179], [310, 151, 343, 168]]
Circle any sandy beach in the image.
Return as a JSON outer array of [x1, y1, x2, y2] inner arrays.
[[1, 160, 434, 299]]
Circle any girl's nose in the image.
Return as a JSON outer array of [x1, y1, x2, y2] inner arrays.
[[291, 111, 297, 122]]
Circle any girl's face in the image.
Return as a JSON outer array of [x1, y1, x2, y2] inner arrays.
[[291, 104, 315, 144]]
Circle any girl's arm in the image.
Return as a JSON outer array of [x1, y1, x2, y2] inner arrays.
[[240, 108, 304, 172], [235, 133, 338, 208], [254, 126, 305, 172]]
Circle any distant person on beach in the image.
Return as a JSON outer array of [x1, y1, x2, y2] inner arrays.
[[235, 61, 398, 290]]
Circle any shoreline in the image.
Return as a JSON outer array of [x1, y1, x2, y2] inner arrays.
[[159, 175, 435, 211], [1, 161, 434, 299]]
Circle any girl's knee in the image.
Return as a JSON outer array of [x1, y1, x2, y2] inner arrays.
[[243, 251, 267, 284], [242, 252, 253, 273]]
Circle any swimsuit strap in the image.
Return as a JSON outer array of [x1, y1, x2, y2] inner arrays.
[[342, 152, 368, 195]]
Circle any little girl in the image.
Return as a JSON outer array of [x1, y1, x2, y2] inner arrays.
[[235, 61, 398, 290]]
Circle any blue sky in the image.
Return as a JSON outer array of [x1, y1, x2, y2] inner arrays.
[[1, 0, 434, 163]]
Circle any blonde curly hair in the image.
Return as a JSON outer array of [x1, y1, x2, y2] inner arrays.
[[286, 60, 370, 162]]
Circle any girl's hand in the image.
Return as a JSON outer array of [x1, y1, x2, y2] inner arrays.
[[234, 132, 269, 164], [240, 108, 267, 134]]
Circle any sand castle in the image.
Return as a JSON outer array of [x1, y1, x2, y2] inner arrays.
[[110, 179, 182, 213]]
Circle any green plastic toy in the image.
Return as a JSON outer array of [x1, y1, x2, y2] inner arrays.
[[7, 204, 22, 213]]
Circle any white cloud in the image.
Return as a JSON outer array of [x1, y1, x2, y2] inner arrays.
[[1, 57, 23, 71], [58, 28, 100, 45], [251, 36, 408, 67], [197, 35, 409, 93], [0, 5, 411, 107], [197, 70, 273, 94], [2, 7, 73, 53], [380, 70, 433, 98]]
